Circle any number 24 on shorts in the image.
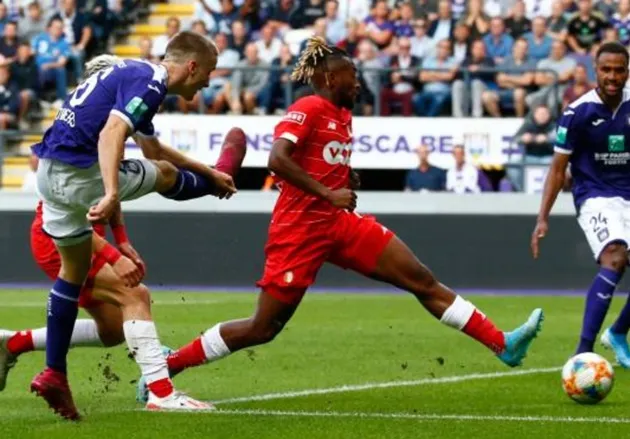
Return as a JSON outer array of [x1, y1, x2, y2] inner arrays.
[[590, 213, 610, 243]]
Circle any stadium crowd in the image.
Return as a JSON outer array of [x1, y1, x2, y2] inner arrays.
[[1, 0, 623, 193]]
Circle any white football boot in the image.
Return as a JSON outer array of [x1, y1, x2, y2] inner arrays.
[[0, 330, 17, 391], [146, 391, 214, 411]]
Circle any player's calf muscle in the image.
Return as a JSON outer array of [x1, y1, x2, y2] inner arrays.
[[152, 160, 179, 193]]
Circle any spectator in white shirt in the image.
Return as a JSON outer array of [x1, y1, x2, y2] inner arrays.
[[410, 19, 435, 59], [254, 23, 282, 64], [152, 16, 180, 59], [446, 144, 484, 193], [324, 0, 346, 44]]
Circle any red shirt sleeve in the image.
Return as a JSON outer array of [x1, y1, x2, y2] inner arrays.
[[273, 98, 316, 148]]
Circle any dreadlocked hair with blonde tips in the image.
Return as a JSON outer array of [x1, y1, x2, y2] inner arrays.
[[291, 36, 348, 84]]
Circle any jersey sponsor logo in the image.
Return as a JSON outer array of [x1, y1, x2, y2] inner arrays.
[[126, 96, 149, 121], [282, 111, 306, 125], [54, 108, 76, 128], [556, 126, 568, 144], [608, 135, 625, 152], [323, 140, 352, 166], [592, 118, 605, 126]]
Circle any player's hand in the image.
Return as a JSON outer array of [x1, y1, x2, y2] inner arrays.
[[112, 255, 143, 287], [350, 170, 361, 190], [119, 242, 146, 278], [327, 188, 357, 211], [210, 169, 237, 199], [531, 219, 548, 259], [87, 194, 118, 223]]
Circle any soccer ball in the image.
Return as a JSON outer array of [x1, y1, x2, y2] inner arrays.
[[561, 352, 614, 404]]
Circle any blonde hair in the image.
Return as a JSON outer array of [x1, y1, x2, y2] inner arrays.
[[84, 54, 121, 78], [291, 36, 341, 84]]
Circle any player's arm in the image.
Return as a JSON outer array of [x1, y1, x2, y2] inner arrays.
[[133, 133, 229, 188], [531, 115, 574, 258], [269, 138, 356, 210], [87, 114, 129, 222]]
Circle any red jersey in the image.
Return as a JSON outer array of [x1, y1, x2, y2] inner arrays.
[[271, 95, 353, 227]]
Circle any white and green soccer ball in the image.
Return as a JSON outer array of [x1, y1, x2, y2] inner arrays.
[[561, 352, 614, 404]]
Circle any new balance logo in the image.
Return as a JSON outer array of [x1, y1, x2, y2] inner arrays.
[[592, 119, 605, 126], [147, 84, 161, 93], [597, 293, 612, 300]]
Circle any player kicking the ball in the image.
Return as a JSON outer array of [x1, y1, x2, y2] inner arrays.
[[29, 33, 238, 420], [138, 37, 544, 399], [0, 125, 246, 395], [532, 42, 630, 364]]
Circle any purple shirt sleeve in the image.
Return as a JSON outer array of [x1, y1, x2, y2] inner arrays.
[[111, 73, 165, 133]]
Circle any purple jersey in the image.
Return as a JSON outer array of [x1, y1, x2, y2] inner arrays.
[[32, 59, 167, 169], [554, 89, 630, 211]]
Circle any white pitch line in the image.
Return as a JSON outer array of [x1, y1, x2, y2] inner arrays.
[[214, 366, 561, 405], [212, 409, 630, 424]]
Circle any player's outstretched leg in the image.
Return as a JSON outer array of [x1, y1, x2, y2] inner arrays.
[[90, 264, 212, 411], [574, 243, 626, 355], [159, 127, 246, 201], [0, 303, 123, 392], [370, 236, 543, 367], [137, 291, 298, 403], [593, 244, 630, 365]]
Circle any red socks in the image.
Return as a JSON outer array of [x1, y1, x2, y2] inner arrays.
[[147, 378, 174, 398], [463, 310, 506, 354], [7, 331, 34, 355], [166, 338, 207, 375]]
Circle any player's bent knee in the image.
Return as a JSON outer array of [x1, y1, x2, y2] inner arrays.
[[99, 328, 125, 347], [152, 160, 179, 193], [600, 242, 628, 272], [249, 321, 283, 346]]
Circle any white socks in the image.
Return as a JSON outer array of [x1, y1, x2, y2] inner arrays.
[[32, 319, 104, 349], [200, 324, 231, 362], [122, 320, 170, 384], [440, 296, 476, 330]]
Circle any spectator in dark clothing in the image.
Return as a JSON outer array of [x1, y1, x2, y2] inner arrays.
[[405, 144, 446, 192], [337, 18, 361, 58], [213, 0, 240, 35], [507, 105, 556, 190], [0, 21, 20, 66], [566, 0, 607, 54], [547, 0, 568, 41], [266, 0, 295, 33], [562, 63, 593, 109], [0, 67, 19, 129], [380, 37, 419, 116], [452, 39, 495, 117], [290, 0, 325, 28], [239, 0, 263, 32], [53, 0, 92, 81], [10, 42, 38, 128], [413, 0, 439, 22], [259, 43, 303, 114], [229, 19, 248, 58], [84, 0, 109, 53], [428, 0, 456, 41], [505, 0, 531, 39], [462, 0, 490, 41], [451, 21, 471, 63]]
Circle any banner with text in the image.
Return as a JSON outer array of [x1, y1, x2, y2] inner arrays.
[[125, 115, 524, 169]]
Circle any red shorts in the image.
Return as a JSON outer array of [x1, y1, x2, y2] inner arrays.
[[30, 221, 105, 309], [257, 211, 394, 305]]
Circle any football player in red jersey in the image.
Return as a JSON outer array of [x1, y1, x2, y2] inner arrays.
[[142, 38, 545, 394], [0, 129, 246, 403]]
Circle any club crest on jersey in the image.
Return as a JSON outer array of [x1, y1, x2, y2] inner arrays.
[[323, 141, 352, 166], [283, 111, 306, 125]]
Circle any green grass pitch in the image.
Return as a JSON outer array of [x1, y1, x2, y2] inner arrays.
[[0, 289, 629, 439]]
